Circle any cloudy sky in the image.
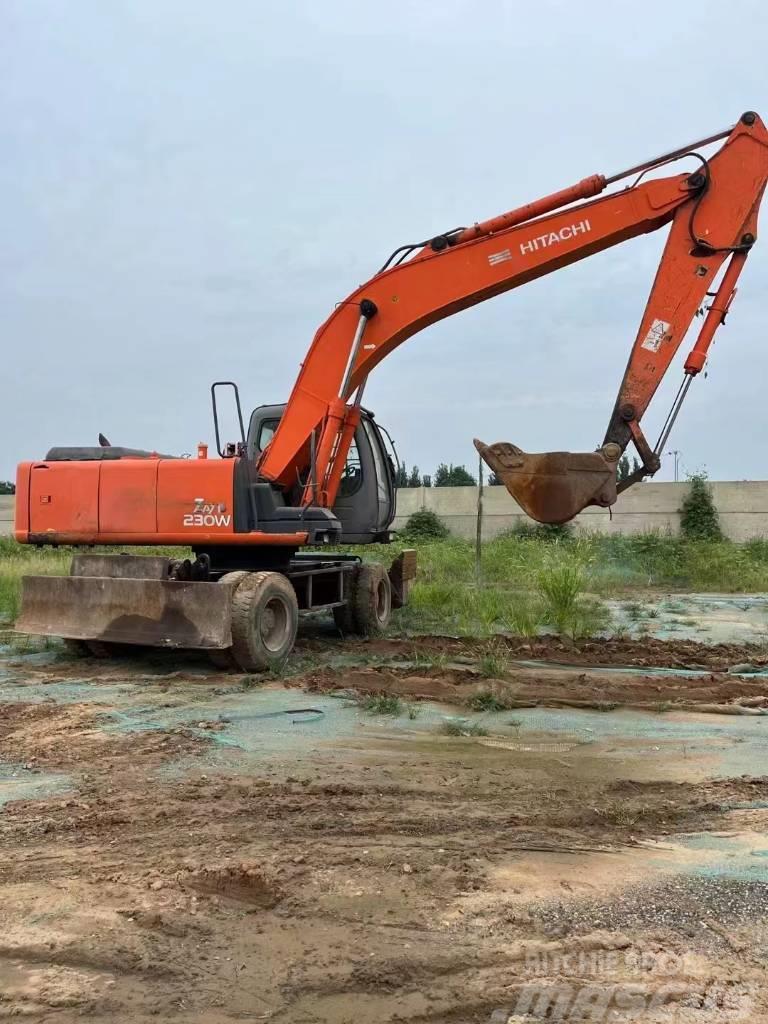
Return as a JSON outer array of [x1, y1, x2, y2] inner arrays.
[[2, 0, 767, 484]]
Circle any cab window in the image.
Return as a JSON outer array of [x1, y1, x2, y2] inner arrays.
[[256, 418, 280, 453], [338, 439, 363, 497]]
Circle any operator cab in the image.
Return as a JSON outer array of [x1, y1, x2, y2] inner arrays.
[[247, 404, 397, 544]]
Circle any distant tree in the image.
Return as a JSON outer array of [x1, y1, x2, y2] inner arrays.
[[394, 462, 409, 487], [0, 481, 15, 495], [407, 465, 422, 488], [421, 473, 432, 488], [394, 464, 426, 488], [488, 471, 503, 486], [433, 463, 477, 487], [617, 455, 642, 482]]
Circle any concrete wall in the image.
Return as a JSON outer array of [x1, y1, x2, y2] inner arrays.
[[0, 496, 12, 537], [393, 482, 768, 542], [3, 484, 768, 541]]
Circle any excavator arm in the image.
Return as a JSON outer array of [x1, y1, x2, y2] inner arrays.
[[259, 111, 768, 524]]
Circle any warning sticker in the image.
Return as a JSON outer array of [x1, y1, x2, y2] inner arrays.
[[641, 319, 670, 353]]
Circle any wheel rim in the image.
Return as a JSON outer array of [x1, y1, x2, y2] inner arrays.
[[260, 596, 292, 653], [375, 579, 389, 622]]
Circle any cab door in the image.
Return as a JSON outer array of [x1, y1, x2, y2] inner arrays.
[[247, 404, 396, 543]]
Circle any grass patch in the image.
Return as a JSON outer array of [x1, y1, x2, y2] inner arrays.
[[360, 694, 419, 718], [385, 530, 768, 639], [410, 651, 450, 672], [0, 548, 71, 624], [6, 527, 768, 642], [361, 694, 403, 715]]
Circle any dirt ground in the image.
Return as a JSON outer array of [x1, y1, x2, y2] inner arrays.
[[2, 632, 768, 1022]]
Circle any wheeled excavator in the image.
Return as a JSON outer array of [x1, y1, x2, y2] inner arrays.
[[14, 111, 768, 669]]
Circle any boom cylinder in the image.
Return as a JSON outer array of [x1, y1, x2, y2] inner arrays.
[[454, 175, 606, 244], [684, 252, 747, 374]]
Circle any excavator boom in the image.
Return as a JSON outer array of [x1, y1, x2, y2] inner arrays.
[[259, 111, 768, 523]]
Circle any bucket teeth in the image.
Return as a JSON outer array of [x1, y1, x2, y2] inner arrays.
[[474, 439, 618, 525]]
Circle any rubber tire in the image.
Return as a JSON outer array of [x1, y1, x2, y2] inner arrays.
[[86, 640, 127, 658], [332, 565, 359, 635], [62, 638, 90, 657], [210, 571, 251, 669], [352, 563, 392, 636], [230, 571, 299, 672]]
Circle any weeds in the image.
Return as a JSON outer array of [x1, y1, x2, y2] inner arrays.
[[594, 700, 619, 712], [467, 691, 511, 712], [592, 802, 645, 828], [536, 553, 586, 632], [440, 719, 489, 737], [361, 694, 403, 715], [535, 549, 611, 638], [502, 521, 573, 542], [567, 597, 611, 639], [477, 642, 510, 679], [410, 651, 450, 672], [506, 596, 546, 638], [0, 630, 56, 654], [622, 601, 645, 620]]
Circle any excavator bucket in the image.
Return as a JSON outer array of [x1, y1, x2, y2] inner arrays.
[[474, 439, 621, 525]]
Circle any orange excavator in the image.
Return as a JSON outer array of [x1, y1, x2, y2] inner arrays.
[[14, 112, 768, 668]]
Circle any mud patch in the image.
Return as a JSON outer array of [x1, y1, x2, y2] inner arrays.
[[181, 864, 283, 908], [302, 659, 768, 719], [349, 632, 768, 670], [3, 637, 768, 1021]]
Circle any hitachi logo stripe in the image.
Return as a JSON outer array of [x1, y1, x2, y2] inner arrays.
[[488, 248, 513, 266], [519, 219, 592, 256]]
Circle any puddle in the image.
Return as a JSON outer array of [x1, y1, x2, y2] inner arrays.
[[0, 763, 73, 809], [502, 706, 768, 778], [668, 832, 768, 880], [609, 592, 768, 645], [77, 684, 765, 781], [1, 645, 767, 781], [511, 659, 727, 679], [103, 687, 455, 774], [605, 830, 768, 885], [487, 829, 768, 920]]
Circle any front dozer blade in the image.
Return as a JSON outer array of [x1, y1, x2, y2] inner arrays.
[[474, 439, 620, 525], [15, 576, 232, 649]]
